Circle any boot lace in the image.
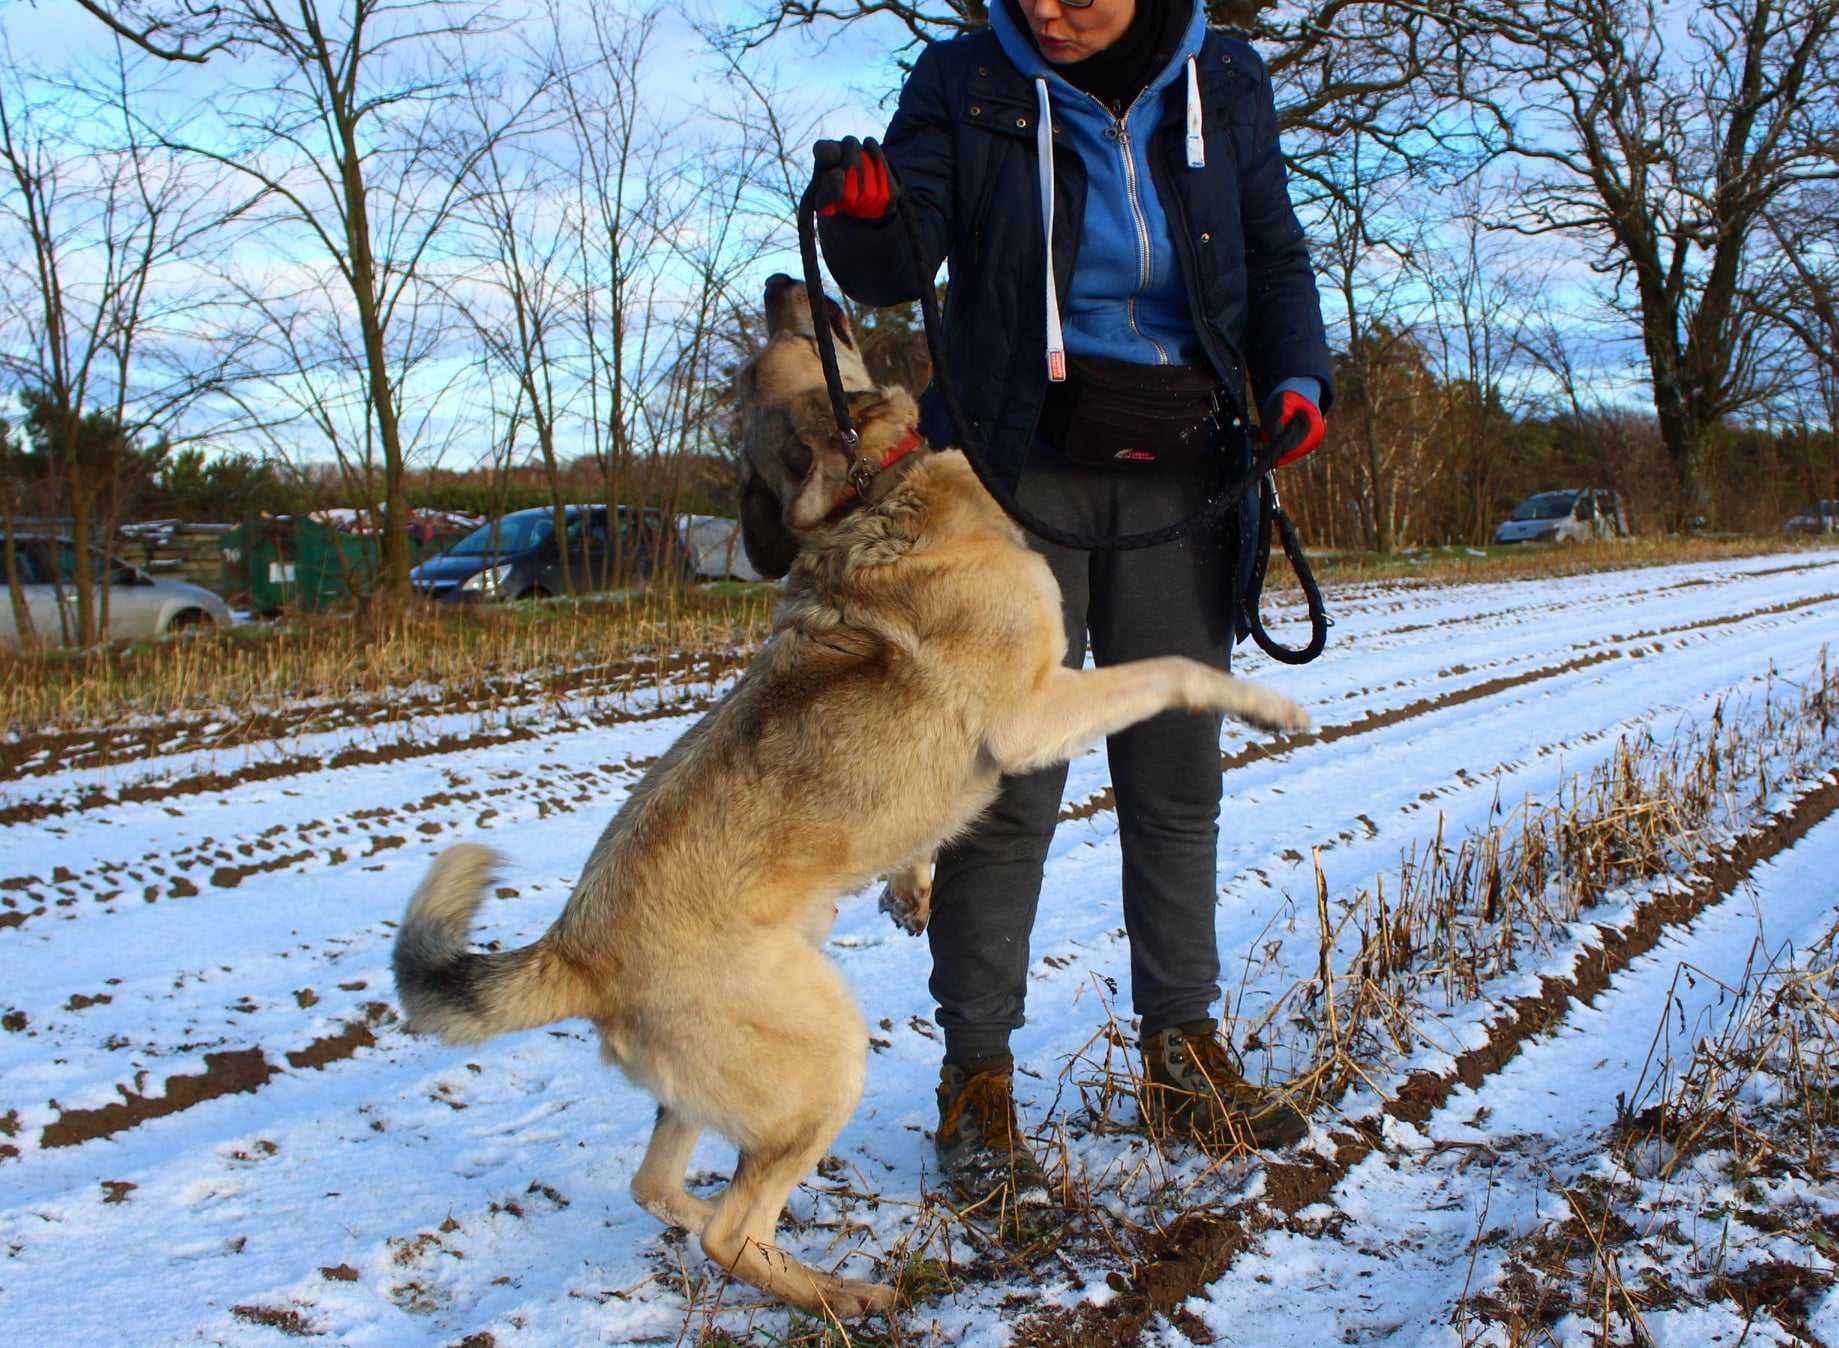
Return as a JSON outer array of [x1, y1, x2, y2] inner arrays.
[[1171, 1031, 1246, 1097], [943, 1070, 1021, 1147]]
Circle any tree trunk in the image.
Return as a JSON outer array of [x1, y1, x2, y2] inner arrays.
[[1, 492, 38, 651], [335, 109, 410, 600]]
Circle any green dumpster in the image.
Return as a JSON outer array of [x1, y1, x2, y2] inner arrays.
[[220, 517, 446, 614]]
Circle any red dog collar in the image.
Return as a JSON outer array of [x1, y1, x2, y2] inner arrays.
[[843, 427, 926, 500]]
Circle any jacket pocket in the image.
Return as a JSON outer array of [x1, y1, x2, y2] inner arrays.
[[960, 92, 1043, 141]]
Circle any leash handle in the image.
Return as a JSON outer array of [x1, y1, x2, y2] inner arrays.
[[797, 182, 863, 459], [1246, 474, 1330, 664]]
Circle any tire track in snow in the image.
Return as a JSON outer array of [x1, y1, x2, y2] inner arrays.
[[1188, 783, 1839, 1346], [0, 753, 665, 932], [8, 567, 1827, 942]]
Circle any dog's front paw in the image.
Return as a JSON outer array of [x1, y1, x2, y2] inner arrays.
[[878, 861, 933, 936], [1233, 682, 1310, 734], [1188, 668, 1310, 734]]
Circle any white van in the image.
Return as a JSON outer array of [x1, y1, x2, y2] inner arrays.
[[1494, 488, 1631, 545]]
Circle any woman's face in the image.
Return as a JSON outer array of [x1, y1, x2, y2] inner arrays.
[[1017, 0, 1137, 64]]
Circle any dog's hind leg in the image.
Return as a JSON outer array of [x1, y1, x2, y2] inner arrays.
[[701, 1116, 895, 1318], [694, 949, 894, 1318], [631, 1105, 714, 1235]]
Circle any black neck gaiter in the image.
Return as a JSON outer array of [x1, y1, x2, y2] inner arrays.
[[1006, 0, 1190, 115]]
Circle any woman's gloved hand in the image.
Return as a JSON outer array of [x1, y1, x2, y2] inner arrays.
[[1263, 385, 1325, 466], [812, 137, 897, 220]]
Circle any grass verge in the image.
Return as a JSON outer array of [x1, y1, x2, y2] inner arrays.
[[0, 582, 780, 734]]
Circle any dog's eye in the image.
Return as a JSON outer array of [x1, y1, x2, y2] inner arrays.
[[783, 428, 813, 477]]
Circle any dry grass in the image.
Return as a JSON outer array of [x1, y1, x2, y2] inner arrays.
[[1454, 915, 1839, 1346], [6, 532, 1824, 737], [0, 582, 779, 733], [1262, 649, 1839, 1110]]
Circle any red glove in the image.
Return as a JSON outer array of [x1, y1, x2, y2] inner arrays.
[[812, 137, 896, 220], [1264, 388, 1325, 466]]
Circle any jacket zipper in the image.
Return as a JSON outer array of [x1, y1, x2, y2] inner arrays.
[[1096, 98, 1171, 367]]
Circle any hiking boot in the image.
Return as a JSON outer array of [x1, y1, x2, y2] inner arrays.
[[934, 1062, 1054, 1208], [1139, 1020, 1310, 1151]]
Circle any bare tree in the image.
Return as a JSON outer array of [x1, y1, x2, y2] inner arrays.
[[449, 58, 585, 591], [71, 1, 227, 63], [0, 40, 250, 644], [1479, 0, 1839, 523], [1417, 186, 1547, 543], [138, 0, 548, 596], [1295, 122, 1454, 553], [733, 0, 1489, 131], [558, 3, 670, 585]]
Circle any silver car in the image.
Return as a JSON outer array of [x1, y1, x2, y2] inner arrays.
[[1785, 500, 1839, 537], [1, 534, 232, 648], [1494, 488, 1632, 545]]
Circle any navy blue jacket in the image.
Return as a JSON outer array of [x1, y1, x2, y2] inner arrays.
[[819, 18, 1335, 488]]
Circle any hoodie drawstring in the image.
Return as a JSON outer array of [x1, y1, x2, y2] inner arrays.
[[1185, 56, 1205, 167], [1034, 78, 1067, 383], [1032, 58, 1206, 380]]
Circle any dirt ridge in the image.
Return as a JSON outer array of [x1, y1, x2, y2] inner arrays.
[[31, 1005, 395, 1151], [1017, 767, 1839, 1347]]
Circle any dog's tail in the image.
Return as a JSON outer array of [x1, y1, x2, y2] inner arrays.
[[393, 844, 592, 1045]]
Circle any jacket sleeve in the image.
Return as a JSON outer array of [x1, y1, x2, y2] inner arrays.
[[818, 43, 955, 308], [1236, 48, 1335, 413]]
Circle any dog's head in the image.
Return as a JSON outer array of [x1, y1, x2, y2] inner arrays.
[[734, 274, 919, 578]]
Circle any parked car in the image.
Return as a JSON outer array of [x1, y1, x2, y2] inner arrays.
[[409, 505, 678, 602], [677, 514, 764, 582], [1493, 488, 1631, 545], [0, 533, 232, 648], [1785, 500, 1839, 537]]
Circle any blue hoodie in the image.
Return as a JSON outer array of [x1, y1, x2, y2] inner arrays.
[[990, 0, 1208, 369]]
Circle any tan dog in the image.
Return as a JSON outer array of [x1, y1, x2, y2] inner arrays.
[[392, 274, 1308, 1319]]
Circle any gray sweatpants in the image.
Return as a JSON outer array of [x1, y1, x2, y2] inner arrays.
[[927, 445, 1240, 1065]]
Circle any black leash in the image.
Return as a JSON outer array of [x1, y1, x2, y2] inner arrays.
[[795, 181, 1329, 660], [1244, 474, 1331, 664]]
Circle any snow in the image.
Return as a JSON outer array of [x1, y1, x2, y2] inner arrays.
[[2, 547, 1838, 1345]]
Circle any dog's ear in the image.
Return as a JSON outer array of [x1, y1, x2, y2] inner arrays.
[[844, 386, 918, 432], [739, 464, 798, 580], [783, 446, 851, 531]]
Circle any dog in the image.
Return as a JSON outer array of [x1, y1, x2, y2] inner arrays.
[[392, 274, 1308, 1319]]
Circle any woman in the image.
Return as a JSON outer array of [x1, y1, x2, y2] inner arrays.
[[814, 0, 1332, 1203]]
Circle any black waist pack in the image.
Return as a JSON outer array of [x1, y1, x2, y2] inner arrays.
[[1038, 355, 1224, 470]]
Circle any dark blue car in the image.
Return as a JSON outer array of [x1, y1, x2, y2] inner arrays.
[[410, 505, 671, 602]]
